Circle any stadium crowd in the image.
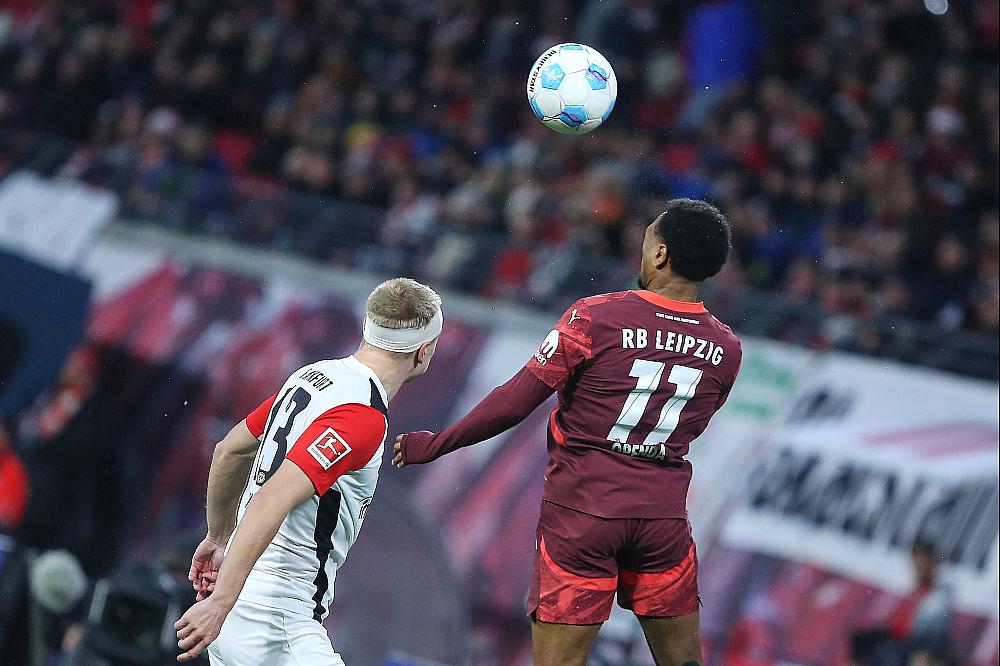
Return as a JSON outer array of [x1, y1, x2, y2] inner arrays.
[[0, 4, 996, 664], [0, 0, 997, 335]]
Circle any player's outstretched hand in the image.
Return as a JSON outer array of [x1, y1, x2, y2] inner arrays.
[[392, 434, 408, 468], [392, 431, 435, 468], [188, 536, 226, 602], [175, 596, 230, 662]]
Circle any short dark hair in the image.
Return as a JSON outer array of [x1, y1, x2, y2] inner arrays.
[[653, 199, 732, 282]]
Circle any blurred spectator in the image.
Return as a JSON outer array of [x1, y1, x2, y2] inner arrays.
[[13, 345, 124, 575], [0, 0, 996, 337], [0, 425, 27, 531], [849, 540, 954, 666], [15, 346, 99, 447]]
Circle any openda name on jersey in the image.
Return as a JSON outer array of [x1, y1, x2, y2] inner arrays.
[[610, 440, 672, 461]]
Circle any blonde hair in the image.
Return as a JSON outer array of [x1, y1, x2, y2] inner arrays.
[[366, 278, 442, 330]]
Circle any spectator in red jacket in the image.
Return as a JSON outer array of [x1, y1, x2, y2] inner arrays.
[[0, 426, 28, 531]]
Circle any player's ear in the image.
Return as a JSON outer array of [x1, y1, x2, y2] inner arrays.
[[414, 337, 438, 365], [655, 241, 670, 270]]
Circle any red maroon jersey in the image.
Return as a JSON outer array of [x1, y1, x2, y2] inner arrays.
[[526, 290, 742, 519]]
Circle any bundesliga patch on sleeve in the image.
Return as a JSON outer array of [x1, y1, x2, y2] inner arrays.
[[307, 428, 352, 470]]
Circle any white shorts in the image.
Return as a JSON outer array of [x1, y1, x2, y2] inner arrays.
[[209, 598, 345, 666]]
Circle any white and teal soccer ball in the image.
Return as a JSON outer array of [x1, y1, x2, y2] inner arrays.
[[526, 43, 617, 135]]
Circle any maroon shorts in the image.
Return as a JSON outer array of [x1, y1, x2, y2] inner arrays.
[[527, 500, 699, 625]]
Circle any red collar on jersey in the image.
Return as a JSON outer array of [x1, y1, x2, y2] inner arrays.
[[633, 290, 707, 313]]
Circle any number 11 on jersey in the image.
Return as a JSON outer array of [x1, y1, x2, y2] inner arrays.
[[608, 359, 703, 446]]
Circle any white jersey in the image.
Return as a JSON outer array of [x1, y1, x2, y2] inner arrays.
[[233, 355, 388, 620]]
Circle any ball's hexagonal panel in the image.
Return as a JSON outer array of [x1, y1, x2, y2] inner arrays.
[[529, 97, 545, 120], [585, 64, 609, 90], [601, 96, 616, 121], [556, 46, 589, 73], [584, 46, 613, 74], [559, 72, 592, 106], [559, 105, 588, 128], [532, 89, 562, 118], [539, 63, 565, 90], [585, 91, 613, 121]]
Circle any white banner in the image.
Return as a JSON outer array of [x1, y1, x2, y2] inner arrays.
[[0, 170, 118, 270], [686, 338, 816, 546], [722, 351, 1000, 616]]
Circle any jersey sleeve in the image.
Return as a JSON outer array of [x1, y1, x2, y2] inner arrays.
[[245, 393, 277, 439], [400, 366, 554, 464], [285, 403, 387, 496], [526, 299, 593, 391]]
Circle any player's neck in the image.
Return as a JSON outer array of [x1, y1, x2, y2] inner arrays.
[[351, 349, 408, 401], [641, 274, 701, 304]]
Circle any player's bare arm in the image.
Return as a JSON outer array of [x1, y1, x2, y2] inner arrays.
[[207, 420, 261, 541], [175, 459, 314, 662], [188, 420, 261, 600]]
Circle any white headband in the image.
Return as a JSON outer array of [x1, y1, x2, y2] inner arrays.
[[362, 308, 443, 353]]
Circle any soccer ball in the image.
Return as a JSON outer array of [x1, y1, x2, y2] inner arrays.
[[526, 43, 617, 135]]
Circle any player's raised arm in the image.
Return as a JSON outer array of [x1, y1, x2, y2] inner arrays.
[[393, 300, 592, 468]]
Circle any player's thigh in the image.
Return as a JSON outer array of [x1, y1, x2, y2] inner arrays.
[[531, 616, 602, 666], [280, 612, 345, 666], [528, 501, 624, 626], [209, 600, 285, 666], [617, 518, 699, 619], [636, 610, 702, 666]]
